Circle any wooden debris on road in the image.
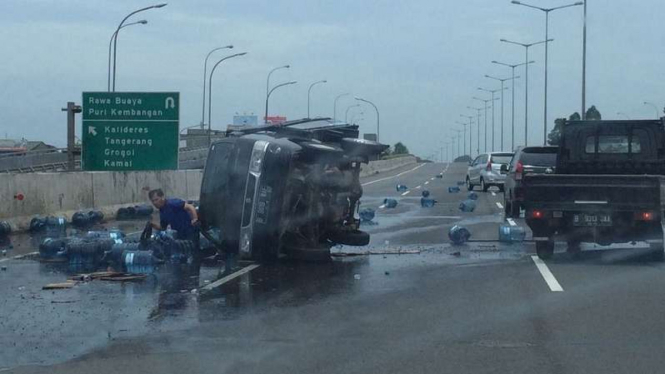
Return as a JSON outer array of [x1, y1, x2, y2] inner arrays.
[[43, 281, 78, 290]]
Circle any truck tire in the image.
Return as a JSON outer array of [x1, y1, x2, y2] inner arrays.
[[480, 178, 489, 192], [649, 242, 665, 262], [504, 199, 512, 218], [536, 240, 554, 260], [566, 241, 582, 258], [510, 201, 520, 218], [466, 177, 474, 191]]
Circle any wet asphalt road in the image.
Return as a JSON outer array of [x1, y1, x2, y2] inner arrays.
[[4, 162, 665, 373]]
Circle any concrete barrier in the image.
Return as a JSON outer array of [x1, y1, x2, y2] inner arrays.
[[2, 157, 414, 232], [2, 170, 203, 231]]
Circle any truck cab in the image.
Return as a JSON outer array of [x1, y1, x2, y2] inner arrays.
[[522, 119, 665, 260]]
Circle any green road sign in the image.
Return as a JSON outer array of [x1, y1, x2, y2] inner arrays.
[[82, 92, 179, 171]]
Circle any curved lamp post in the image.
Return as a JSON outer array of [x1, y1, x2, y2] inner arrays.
[[207, 52, 247, 146], [333, 93, 350, 123], [345, 104, 360, 123], [108, 20, 147, 91], [355, 97, 380, 142], [307, 80, 327, 118], [200, 45, 234, 127], [112, 3, 167, 91], [265, 81, 297, 124]]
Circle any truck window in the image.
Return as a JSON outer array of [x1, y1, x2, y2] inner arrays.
[[585, 135, 641, 154], [521, 152, 557, 166]]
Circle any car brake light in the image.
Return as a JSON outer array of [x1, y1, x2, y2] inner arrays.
[[486, 161, 492, 171], [530, 209, 544, 219], [515, 161, 524, 181], [635, 211, 656, 221]]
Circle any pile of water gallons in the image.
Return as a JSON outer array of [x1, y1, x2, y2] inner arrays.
[[30, 210, 220, 274]]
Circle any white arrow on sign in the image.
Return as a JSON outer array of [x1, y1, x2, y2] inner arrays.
[[165, 97, 175, 109], [88, 126, 97, 136]]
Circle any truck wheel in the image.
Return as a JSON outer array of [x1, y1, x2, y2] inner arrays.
[[466, 177, 474, 191], [504, 200, 512, 218], [649, 242, 664, 262], [480, 178, 489, 192], [510, 201, 520, 218], [566, 241, 581, 257], [536, 240, 554, 260]]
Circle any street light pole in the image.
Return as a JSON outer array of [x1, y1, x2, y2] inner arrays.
[[485, 75, 520, 151], [201, 45, 234, 127], [333, 93, 350, 124], [473, 97, 493, 153], [501, 38, 550, 146], [492, 60, 535, 150], [356, 97, 380, 142], [511, 1, 584, 145], [112, 3, 167, 92], [644, 102, 660, 119], [452, 129, 462, 160], [207, 52, 247, 146], [266, 81, 297, 125], [468, 106, 483, 156], [307, 80, 327, 118], [455, 121, 468, 157], [345, 104, 360, 123], [478, 87, 506, 152], [460, 115, 474, 158], [582, 0, 587, 119], [108, 20, 147, 92]]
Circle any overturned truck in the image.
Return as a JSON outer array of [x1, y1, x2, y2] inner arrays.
[[199, 119, 388, 262]]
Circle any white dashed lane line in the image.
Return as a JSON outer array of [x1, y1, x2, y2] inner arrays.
[[531, 256, 564, 292], [401, 191, 411, 196], [201, 264, 261, 292], [415, 185, 422, 189], [424, 181, 430, 185], [0, 251, 39, 263], [506, 218, 517, 226], [430, 177, 435, 181], [491, 191, 497, 196], [495, 202, 504, 209]]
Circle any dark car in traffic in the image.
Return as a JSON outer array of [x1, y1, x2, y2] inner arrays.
[[502, 146, 558, 218], [199, 118, 388, 262]]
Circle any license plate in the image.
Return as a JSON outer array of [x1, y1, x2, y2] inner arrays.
[[573, 213, 612, 226]]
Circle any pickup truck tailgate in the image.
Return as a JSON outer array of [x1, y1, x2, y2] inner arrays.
[[522, 174, 663, 211]]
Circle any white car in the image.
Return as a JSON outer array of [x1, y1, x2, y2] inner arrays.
[[466, 152, 514, 192]]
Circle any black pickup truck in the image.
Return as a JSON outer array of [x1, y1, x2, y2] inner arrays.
[[522, 119, 665, 260]]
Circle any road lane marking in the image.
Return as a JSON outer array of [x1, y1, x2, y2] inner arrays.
[[531, 256, 564, 292], [361, 163, 427, 187], [201, 264, 261, 291], [415, 185, 422, 189], [401, 191, 411, 196], [430, 177, 435, 181], [424, 181, 430, 185], [0, 251, 39, 263], [491, 191, 496, 196], [507, 218, 517, 226], [495, 202, 504, 209]]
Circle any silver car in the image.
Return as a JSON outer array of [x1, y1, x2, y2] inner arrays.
[[466, 152, 514, 192]]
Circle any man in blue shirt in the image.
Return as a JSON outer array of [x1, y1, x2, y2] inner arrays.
[[148, 189, 199, 241]]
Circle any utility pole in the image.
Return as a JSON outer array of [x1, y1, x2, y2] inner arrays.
[[61, 102, 82, 171]]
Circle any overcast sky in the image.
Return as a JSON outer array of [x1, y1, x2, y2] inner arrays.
[[1, 0, 663, 158]]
